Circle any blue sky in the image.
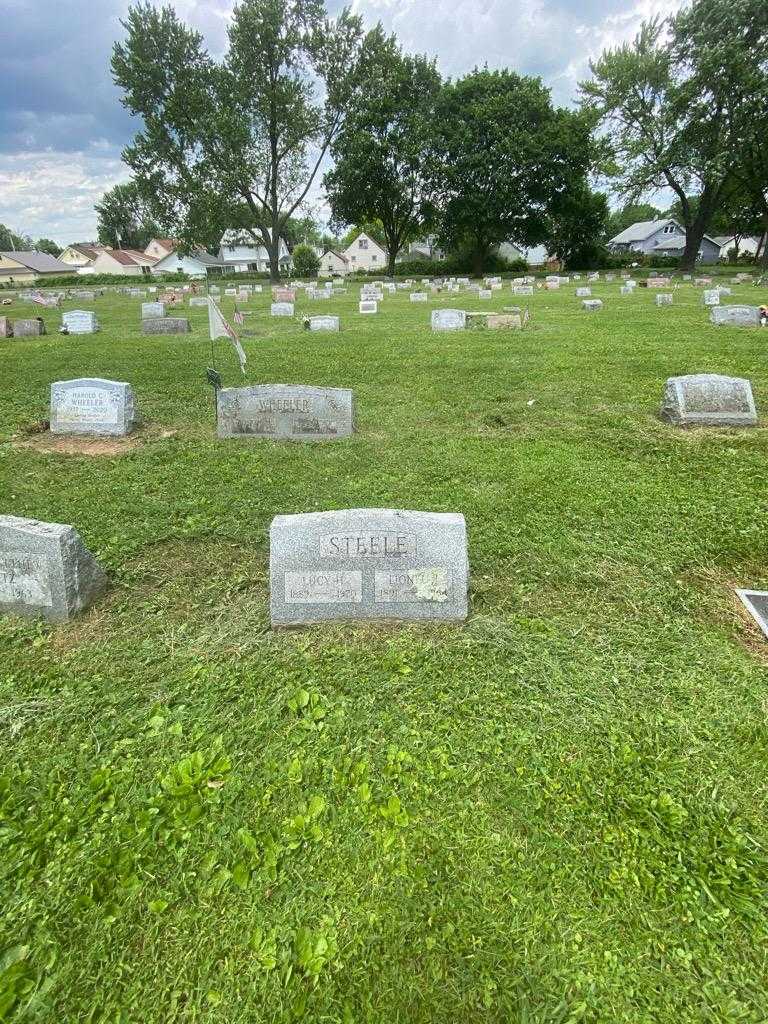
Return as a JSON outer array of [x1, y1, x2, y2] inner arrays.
[[0, 0, 682, 245]]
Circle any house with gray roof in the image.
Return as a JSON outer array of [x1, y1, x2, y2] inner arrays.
[[0, 250, 72, 284], [608, 218, 720, 264]]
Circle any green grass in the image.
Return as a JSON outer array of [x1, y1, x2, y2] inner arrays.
[[2, 279, 768, 1022]]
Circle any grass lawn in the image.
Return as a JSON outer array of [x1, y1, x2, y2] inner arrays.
[[2, 278, 768, 1022]]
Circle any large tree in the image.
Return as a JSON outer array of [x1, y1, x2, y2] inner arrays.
[[430, 69, 592, 276], [0, 225, 33, 251], [324, 31, 441, 275], [548, 185, 610, 270], [95, 181, 161, 250], [671, 0, 768, 266], [112, 0, 369, 281], [580, 12, 750, 270]]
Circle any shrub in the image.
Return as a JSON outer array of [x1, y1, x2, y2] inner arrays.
[[292, 245, 321, 278]]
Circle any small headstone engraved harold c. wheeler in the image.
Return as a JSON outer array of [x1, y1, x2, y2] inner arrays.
[[410, 292, 428, 302], [359, 301, 378, 314], [736, 589, 768, 641], [582, 299, 603, 311], [50, 378, 138, 437], [575, 287, 591, 297], [703, 289, 720, 306], [12, 318, 45, 337], [271, 302, 294, 317], [217, 384, 354, 441], [710, 305, 761, 327], [141, 317, 191, 334], [269, 508, 469, 626], [660, 374, 757, 427], [142, 301, 165, 319], [656, 293, 673, 306], [308, 315, 340, 332], [0, 515, 108, 623], [431, 308, 466, 331], [61, 310, 99, 334]]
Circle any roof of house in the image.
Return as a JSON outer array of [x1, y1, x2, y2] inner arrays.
[[147, 238, 177, 253], [322, 249, 348, 262], [609, 219, 678, 245], [100, 248, 144, 266], [66, 243, 104, 259], [710, 235, 760, 248], [344, 232, 387, 254], [156, 248, 225, 267], [653, 233, 719, 251], [0, 251, 71, 273]]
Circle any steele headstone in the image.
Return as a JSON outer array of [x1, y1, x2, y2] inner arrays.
[[270, 508, 469, 626]]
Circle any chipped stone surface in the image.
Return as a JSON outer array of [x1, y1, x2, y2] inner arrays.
[[270, 508, 469, 625], [0, 515, 108, 622], [660, 374, 757, 427]]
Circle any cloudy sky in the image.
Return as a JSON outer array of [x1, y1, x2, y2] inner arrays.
[[0, 0, 683, 246]]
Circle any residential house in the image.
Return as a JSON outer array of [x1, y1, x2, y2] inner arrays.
[[651, 232, 721, 264], [58, 243, 107, 269], [711, 235, 762, 260], [151, 247, 226, 277], [0, 250, 72, 284], [91, 249, 157, 276], [399, 236, 445, 262], [607, 219, 683, 255], [319, 250, 349, 278], [144, 238, 178, 261], [342, 232, 387, 272], [218, 230, 292, 272]]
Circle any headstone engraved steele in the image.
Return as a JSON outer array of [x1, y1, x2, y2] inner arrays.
[[0, 515, 108, 622], [50, 378, 138, 436], [217, 384, 354, 441], [270, 509, 469, 626], [660, 374, 757, 427]]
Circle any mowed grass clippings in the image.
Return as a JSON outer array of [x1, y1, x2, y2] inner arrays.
[[1, 280, 768, 1023]]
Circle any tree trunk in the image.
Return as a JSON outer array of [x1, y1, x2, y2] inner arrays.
[[472, 242, 484, 278], [759, 213, 768, 269], [680, 219, 708, 272], [268, 239, 280, 282]]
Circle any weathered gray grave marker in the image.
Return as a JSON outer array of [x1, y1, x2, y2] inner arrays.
[[217, 384, 354, 441], [660, 374, 757, 427], [0, 515, 108, 622], [270, 508, 469, 626]]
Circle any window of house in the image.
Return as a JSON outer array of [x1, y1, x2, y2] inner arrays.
[[351, 255, 356, 262], [359, 239, 368, 249], [372, 254, 377, 261]]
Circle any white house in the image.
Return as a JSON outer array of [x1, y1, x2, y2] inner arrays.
[[91, 249, 157, 276], [218, 230, 292, 272], [144, 238, 177, 261], [651, 232, 721, 263], [319, 250, 349, 278], [58, 243, 107, 269], [608, 218, 723, 264], [342, 232, 387, 272], [711, 235, 762, 260], [151, 248, 226, 277]]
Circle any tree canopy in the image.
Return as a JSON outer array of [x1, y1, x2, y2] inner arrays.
[[325, 30, 441, 275], [95, 181, 161, 250], [112, 0, 373, 280]]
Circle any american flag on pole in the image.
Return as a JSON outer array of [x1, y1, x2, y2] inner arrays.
[[208, 295, 247, 374], [233, 304, 244, 326]]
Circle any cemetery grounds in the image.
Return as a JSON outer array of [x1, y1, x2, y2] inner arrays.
[[1, 279, 768, 1022]]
